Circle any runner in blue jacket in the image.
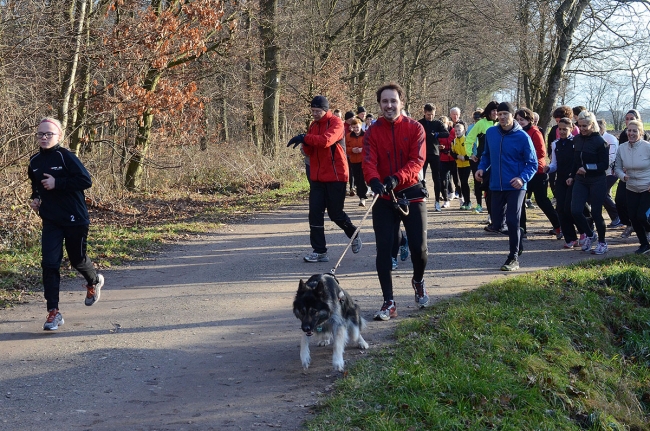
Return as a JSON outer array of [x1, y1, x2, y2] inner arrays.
[[475, 102, 537, 271]]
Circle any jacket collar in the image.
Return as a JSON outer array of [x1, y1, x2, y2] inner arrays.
[[40, 144, 61, 153]]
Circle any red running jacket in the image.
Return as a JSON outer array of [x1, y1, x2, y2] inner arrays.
[[362, 115, 426, 199], [303, 111, 348, 182]]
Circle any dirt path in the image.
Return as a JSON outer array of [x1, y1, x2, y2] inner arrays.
[[0, 197, 639, 430]]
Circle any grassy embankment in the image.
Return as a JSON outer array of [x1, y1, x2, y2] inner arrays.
[[306, 256, 650, 431]]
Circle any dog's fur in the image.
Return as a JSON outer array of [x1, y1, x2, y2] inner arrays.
[[292, 273, 368, 371]]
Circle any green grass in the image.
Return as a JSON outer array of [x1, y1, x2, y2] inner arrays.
[[306, 256, 650, 431], [0, 177, 309, 307]]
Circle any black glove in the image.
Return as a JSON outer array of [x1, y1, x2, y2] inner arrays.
[[369, 178, 386, 196], [287, 134, 306, 149], [383, 176, 398, 192]]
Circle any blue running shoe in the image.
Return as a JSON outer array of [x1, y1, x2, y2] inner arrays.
[[399, 237, 409, 261]]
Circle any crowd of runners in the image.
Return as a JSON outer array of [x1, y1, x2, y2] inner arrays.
[[288, 83, 650, 321]]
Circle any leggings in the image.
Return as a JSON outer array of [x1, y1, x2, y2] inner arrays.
[[422, 154, 442, 202], [571, 176, 607, 243], [469, 159, 483, 205], [372, 198, 427, 302], [626, 189, 650, 246], [615, 181, 630, 225], [440, 161, 455, 201], [457, 166, 471, 204], [42, 221, 99, 311], [308, 181, 357, 253], [491, 189, 526, 260]]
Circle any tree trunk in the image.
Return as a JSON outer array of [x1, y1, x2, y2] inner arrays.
[[124, 69, 161, 191], [69, 0, 93, 154], [243, 8, 260, 148], [260, 0, 280, 157], [538, 0, 590, 130], [59, 0, 88, 133]]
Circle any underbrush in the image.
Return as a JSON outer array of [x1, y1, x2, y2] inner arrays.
[[0, 142, 308, 307], [307, 256, 650, 431]]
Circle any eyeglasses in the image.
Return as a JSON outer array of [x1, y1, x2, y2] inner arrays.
[[36, 132, 57, 139]]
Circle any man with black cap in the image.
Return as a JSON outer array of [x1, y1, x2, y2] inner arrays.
[[287, 95, 362, 263], [475, 102, 537, 271]]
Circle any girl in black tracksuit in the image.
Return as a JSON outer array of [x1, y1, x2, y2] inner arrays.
[[28, 118, 103, 330]]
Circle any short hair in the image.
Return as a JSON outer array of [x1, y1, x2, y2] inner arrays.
[[376, 82, 405, 104], [553, 105, 572, 119], [515, 108, 534, 123], [450, 107, 461, 115], [558, 117, 573, 127], [454, 122, 465, 131], [572, 106, 587, 116], [597, 119, 607, 128], [424, 103, 436, 112], [627, 119, 645, 134], [473, 109, 483, 120], [349, 118, 362, 126], [366, 113, 373, 119], [532, 112, 540, 124]]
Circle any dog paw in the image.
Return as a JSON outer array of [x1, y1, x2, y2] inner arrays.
[[333, 360, 345, 372], [302, 360, 310, 369], [318, 339, 331, 347], [358, 340, 369, 349]]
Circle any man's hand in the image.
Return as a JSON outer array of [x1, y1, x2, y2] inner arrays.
[[510, 177, 523, 189], [41, 173, 55, 190], [29, 198, 41, 212], [475, 169, 484, 182], [352, 147, 362, 154], [287, 134, 306, 149], [566, 178, 574, 186], [383, 176, 398, 192], [369, 178, 386, 196], [576, 167, 586, 176], [457, 155, 465, 161], [470, 155, 478, 162]]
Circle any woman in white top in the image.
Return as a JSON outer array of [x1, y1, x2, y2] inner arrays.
[[614, 120, 650, 254]]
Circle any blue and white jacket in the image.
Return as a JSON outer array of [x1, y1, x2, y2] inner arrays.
[[477, 122, 537, 191]]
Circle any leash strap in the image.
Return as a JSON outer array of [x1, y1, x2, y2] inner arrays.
[[390, 190, 410, 216], [329, 193, 379, 275]]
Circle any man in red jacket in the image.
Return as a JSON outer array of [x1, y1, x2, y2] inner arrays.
[[363, 83, 429, 321], [288, 96, 361, 262]]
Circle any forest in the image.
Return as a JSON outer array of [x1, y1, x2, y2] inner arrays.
[[1, 0, 649, 254]]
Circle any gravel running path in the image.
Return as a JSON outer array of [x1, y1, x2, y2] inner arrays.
[[0, 196, 638, 430]]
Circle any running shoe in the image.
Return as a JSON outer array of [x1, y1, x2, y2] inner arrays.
[[634, 244, 650, 254], [607, 217, 622, 228], [359, 198, 366, 207], [351, 235, 362, 253], [399, 237, 409, 261], [500, 258, 519, 271], [579, 233, 587, 246], [564, 240, 578, 249], [412, 278, 430, 308], [474, 204, 483, 213], [85, 274, 104, 306], [43, 309, 64, 331], [391, 257, 398, 271], [621, 226, 634, 238], [374, 300, 397, 321], [581, 232, 598, 251], [434, 202, 441, 212], [442, 200, 450, 208], [304, 252, 329, 263], [592, 242, 608, 255]]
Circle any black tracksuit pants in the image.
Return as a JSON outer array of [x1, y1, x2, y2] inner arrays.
[[308, 181, 358, 253]]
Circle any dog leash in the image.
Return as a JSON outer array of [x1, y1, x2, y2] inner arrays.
[[329, 193, 380, 275]]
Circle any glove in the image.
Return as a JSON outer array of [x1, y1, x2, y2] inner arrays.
[[287, 134, 306, 149], [369, 178, 386, 196], [383, 176, 398, 192], [432, 132, 439, 138]]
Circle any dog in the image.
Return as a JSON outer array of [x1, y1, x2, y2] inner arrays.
[[292, 273, 369, 371]]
